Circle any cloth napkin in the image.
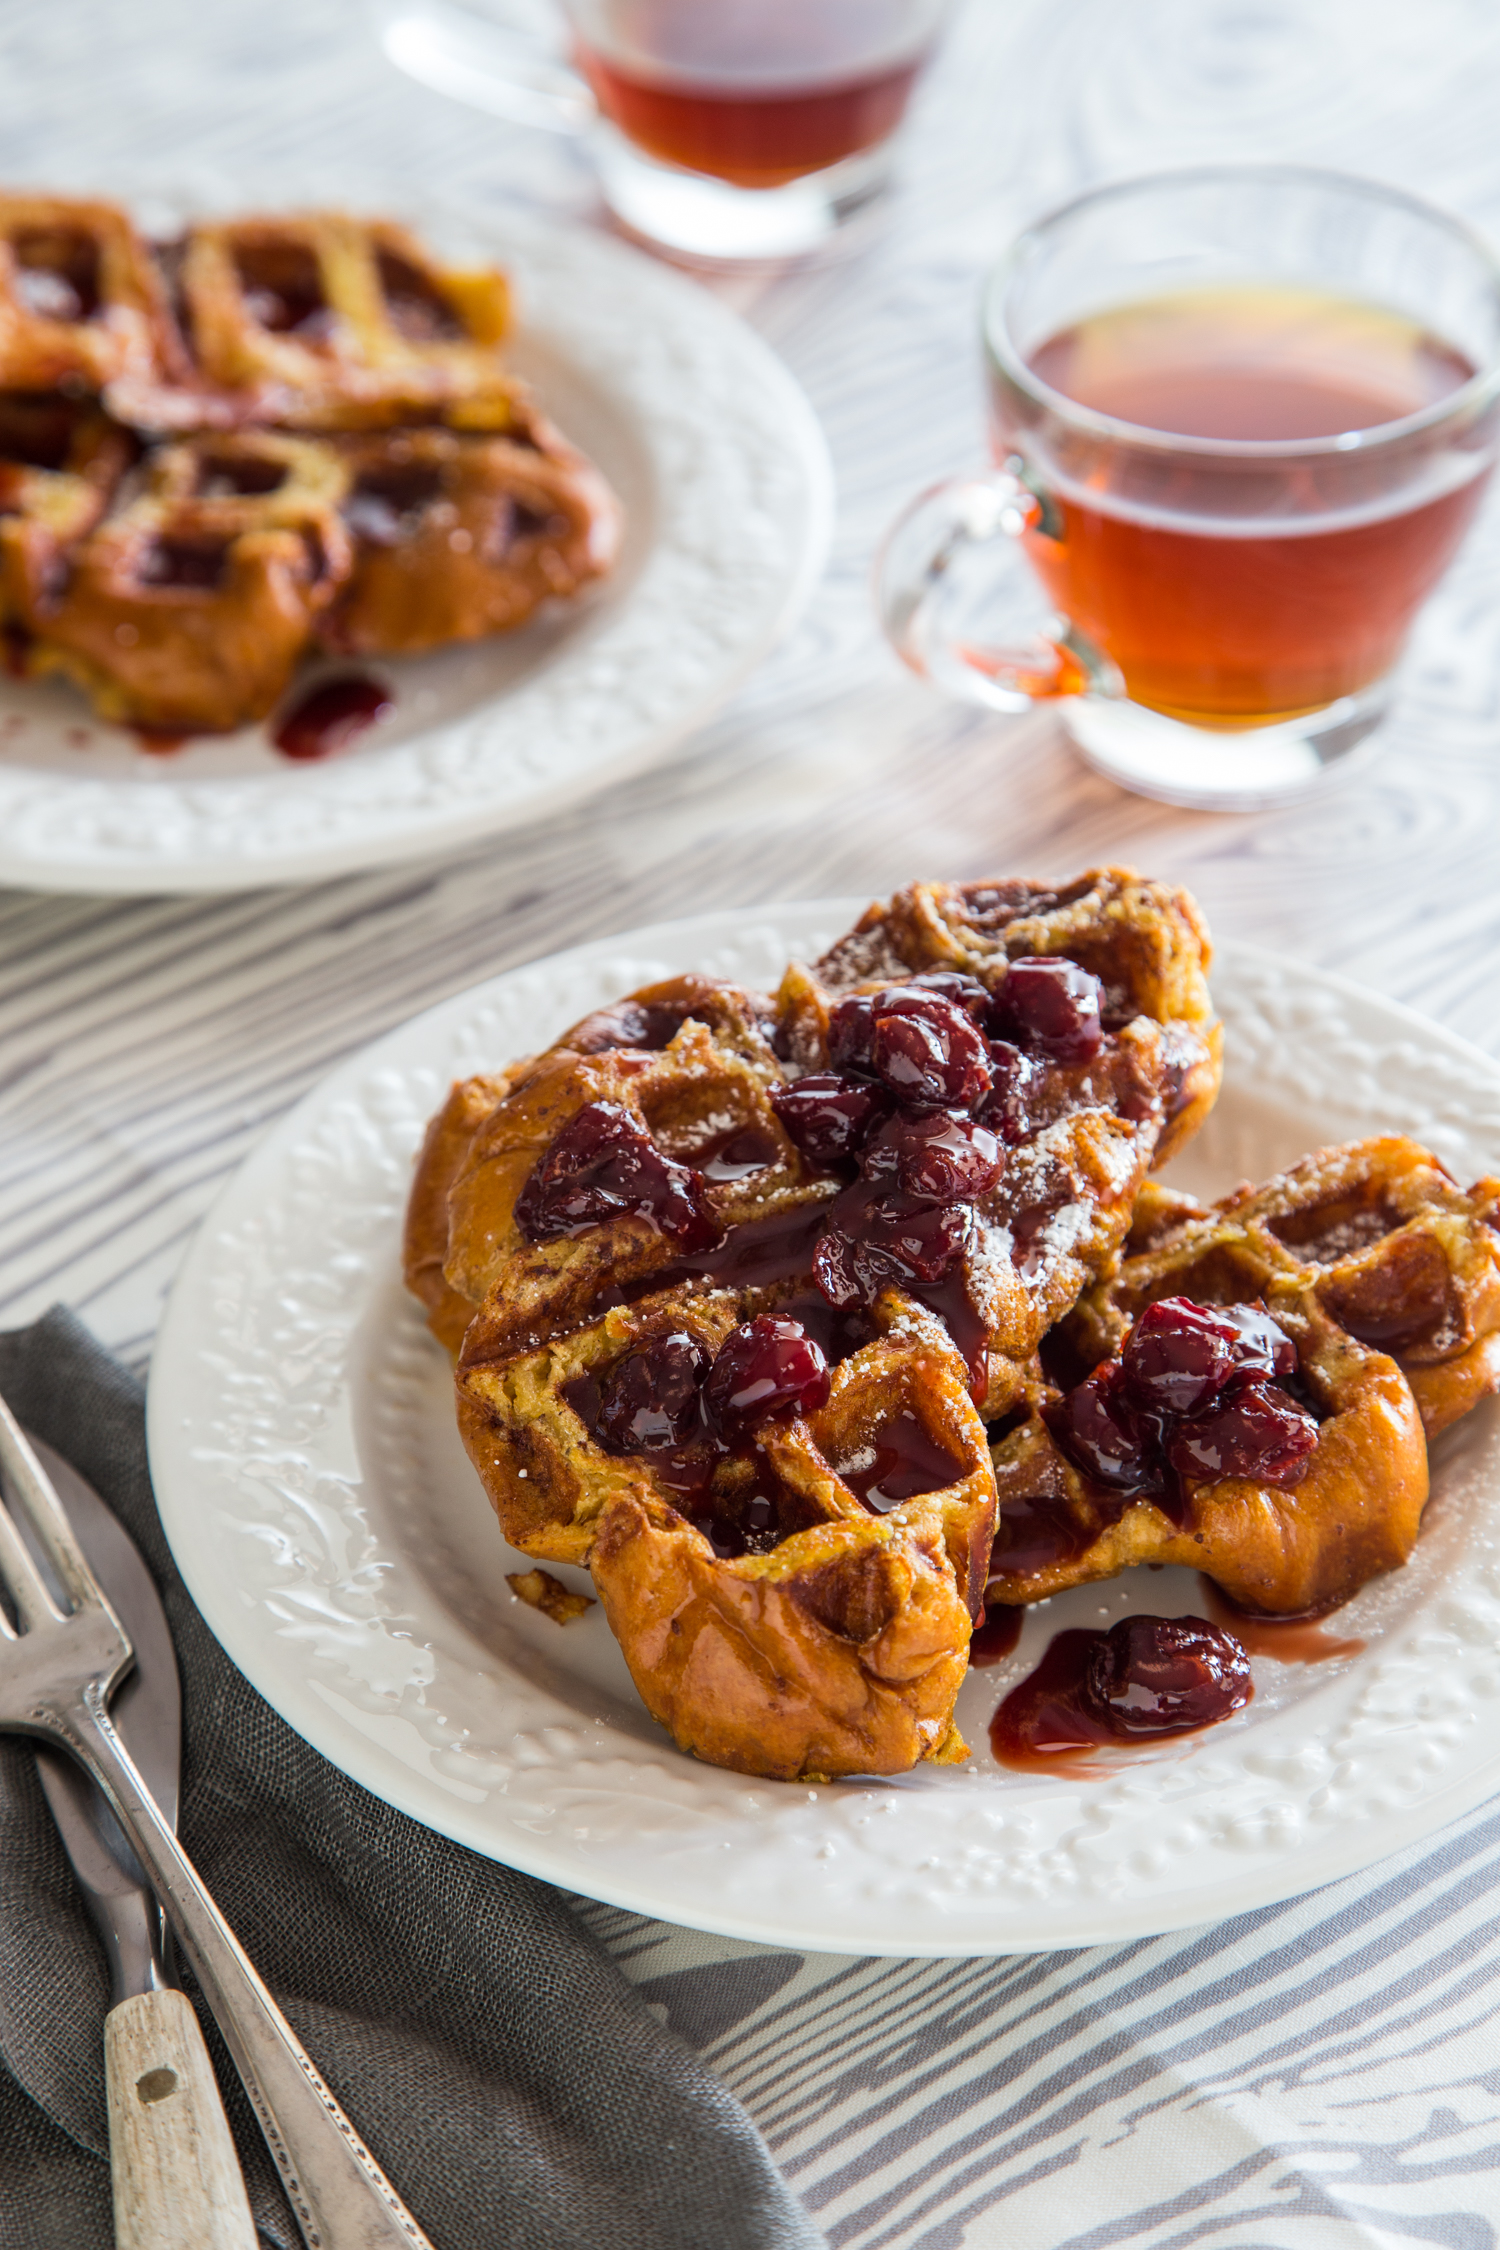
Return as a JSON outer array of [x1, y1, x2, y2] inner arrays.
[[0, 1307, 823, 2250]]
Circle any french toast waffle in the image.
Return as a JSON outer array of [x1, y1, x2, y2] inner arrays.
[[164, 213, 514, 431], [985, 1136, 1500, 1619], [406, 871, 1223, 1778], [0, 195, 178, 394], [18, 430, 353, 732], [0, 188, 623, 738], [319, 406, 621, 657], [0, 393, 133, 624]]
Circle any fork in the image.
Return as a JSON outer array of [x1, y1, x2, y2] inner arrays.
[[0, 1394, 435, 2250]]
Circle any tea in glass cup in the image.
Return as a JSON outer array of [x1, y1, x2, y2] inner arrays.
[[381, 0, 948, 260], [878, 168, 1500, 808]]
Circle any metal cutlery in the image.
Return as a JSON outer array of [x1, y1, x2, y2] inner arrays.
[[24, 1436, 255, 2250], [0, 1394, 434, 2250]]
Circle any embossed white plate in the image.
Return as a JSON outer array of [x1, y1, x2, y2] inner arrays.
[[0, 203, 831, 895], [147, 907, 1500, 1955]]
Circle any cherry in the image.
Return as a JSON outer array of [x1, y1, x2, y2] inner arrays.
[[870, 993, 992, 1110], [770, 1072, 891, 1168], [861, 1110, 1004, 1200], [595, 1332, 710, 1454], [1216, 1302, 1298, 1379], [514, 1100, 721, 1250], [1043, 1364, 1160, 1491], [827, 984, 992, 1111], [1121, 1298, 1242, 1416], [705, 1315, 830, 1431], [1083, 1614, 1252, 1734], [977, 1041, 1039, 1144], [988, 957, 1103, 1064], [1166, 1378, 1318, 1487], [901, 969, 991, 1019], [814, 1194, 973, 1308], [826, 992, 880, 1074]]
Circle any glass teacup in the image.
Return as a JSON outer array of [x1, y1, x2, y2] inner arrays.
[[877, 166, 1500, 809], [381, 0, 950, 261]]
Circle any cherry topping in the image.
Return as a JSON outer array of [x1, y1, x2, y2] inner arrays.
[[514, 1100, 720, 1249], [976, 1041, 1039, 1144], [1121, 1297, 1297, 1417], [827, 984, 992, 1110], [989, 957, 1103, 1064], [861, 1110, 1004, 1200], [595, 1332, 709, 1454], [870, 992, 992, 1110], [826, 992, 880, 1074], [1165, 1378, 1318, 1486], [815, 1192, 972, 1308], [704, 1315, 830, 1432], [770, 1072, 891, 1169], [1120, 1298, 1243, 1416], [1082, 1614, 1252, 1735], [1043, 1364, 1159, 1492]]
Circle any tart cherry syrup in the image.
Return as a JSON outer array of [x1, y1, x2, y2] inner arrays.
[[988, 1613, 1253, 1773], [273, 674, 393, 761]]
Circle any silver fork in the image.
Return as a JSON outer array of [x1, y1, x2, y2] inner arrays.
[[0, 1395, 435, 2250]]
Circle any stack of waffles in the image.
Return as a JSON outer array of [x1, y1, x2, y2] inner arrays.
[[404, 870, 1500, 1782], [0, 196, 620, 735]]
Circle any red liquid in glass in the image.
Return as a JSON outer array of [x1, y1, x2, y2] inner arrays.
[[996, 286, 1488, 725], [575, 47, 922, 187]]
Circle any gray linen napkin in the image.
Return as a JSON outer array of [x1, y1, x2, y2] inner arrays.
[[0, 1307, 823, 2250]]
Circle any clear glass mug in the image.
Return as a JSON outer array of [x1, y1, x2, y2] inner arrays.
[[876, 167, 1500, 810], [379, 0, 950, 260]]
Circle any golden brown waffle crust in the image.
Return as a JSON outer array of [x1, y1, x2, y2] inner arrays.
[[403, 875, 1223, 1780], [0, 194, 623, 735], [988, 1135, 1500, 1618]]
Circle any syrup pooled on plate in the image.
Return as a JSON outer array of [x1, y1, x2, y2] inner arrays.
[[1003, 284, 1488, 725], [989, 1614, 1252, 1771], [273, 674, 393, 762]]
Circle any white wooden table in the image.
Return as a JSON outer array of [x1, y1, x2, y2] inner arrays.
[[5, 2, 1500, 2241]]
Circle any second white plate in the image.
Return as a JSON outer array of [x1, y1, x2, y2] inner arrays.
[[0, 199, 832, 894], [147, 906, 1500, 1954]]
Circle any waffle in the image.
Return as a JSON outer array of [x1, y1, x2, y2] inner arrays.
[[0, 393, 133, 625], [0, 195, 178, 394], [317, 403, 621, 657], [985, 1136, 1500, 1619], [406, 872, 1221, 1779], [18, 430, 354, 732], [158, 212, 515, 432]]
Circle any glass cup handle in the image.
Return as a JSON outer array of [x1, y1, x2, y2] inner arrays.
[[377, 0, 597, 134], [874, 465, 1120, 711]]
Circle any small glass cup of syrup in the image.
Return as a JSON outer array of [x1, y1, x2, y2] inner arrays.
[[876, 166, 1500, 809], [379, 0, 949, 261]]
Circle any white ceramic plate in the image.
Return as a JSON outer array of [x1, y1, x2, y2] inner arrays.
[[0, 202, 831, 895], [147, 906, 1500, 1955]]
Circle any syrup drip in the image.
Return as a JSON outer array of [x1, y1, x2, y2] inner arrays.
[[836, 1409, 968, 1513], [989, 1628, 1121, 1769], [1198, 1576, 1366, 1662], [273, 674, 393, 761], [968, 1602, 1023, 1667]]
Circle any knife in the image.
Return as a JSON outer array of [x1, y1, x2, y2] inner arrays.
[[21, 1437, 257, 2250]]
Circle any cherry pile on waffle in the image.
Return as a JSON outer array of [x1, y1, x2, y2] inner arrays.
[[404, 871, 1500, 1783], [0, 194, 620, 738]]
